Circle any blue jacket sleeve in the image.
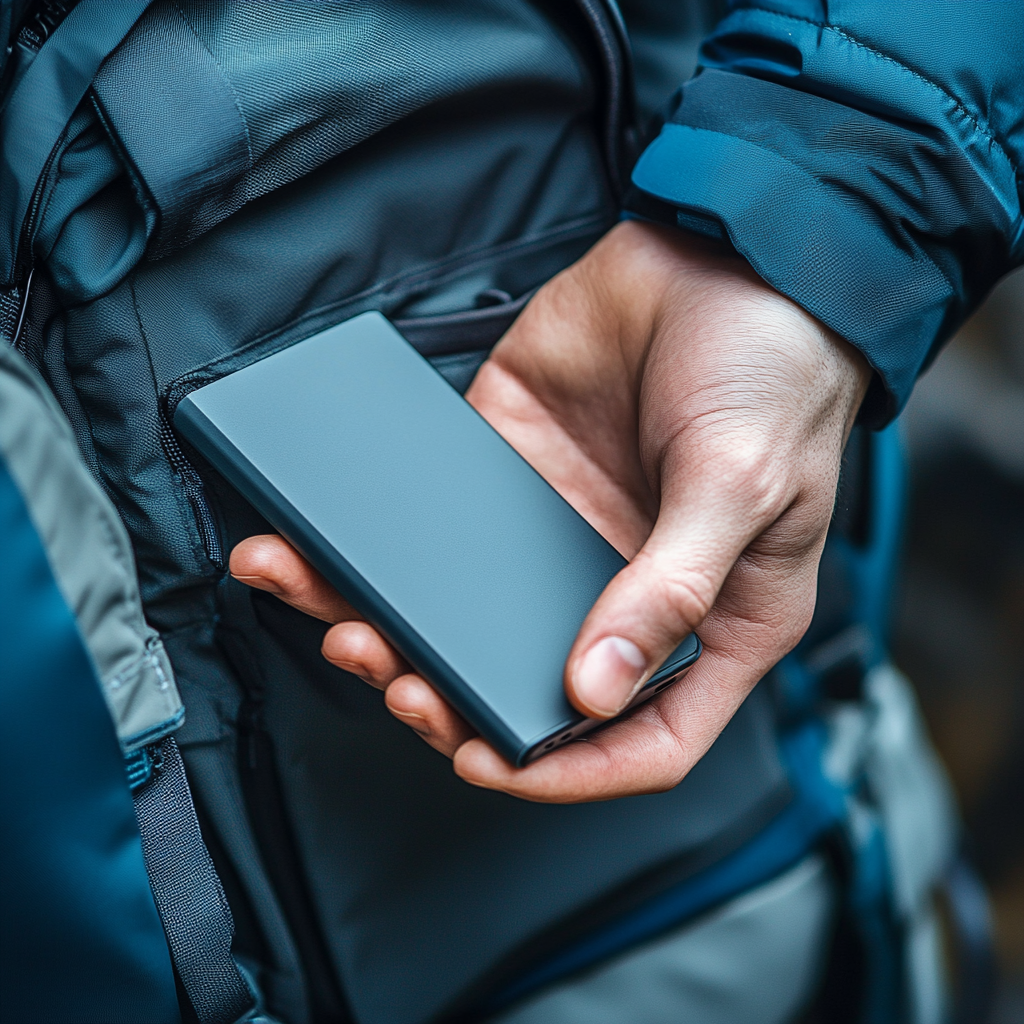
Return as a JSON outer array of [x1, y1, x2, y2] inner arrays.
[[624, 1, 1024, 425]]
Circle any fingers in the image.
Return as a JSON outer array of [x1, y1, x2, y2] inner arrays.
[[384, 675, 477, 757], [563, 485, 773, 719], [230, 535, 361, 623], [320, 620, 476, 756], [452, 580, 809, 804], [453, 670, 710, 802], [321, 620, 410, 687], [231, 536, 476, 758]]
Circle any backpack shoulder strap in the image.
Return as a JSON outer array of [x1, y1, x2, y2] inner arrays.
[[1, 333, 258, 1023], [0, 0, 152, 286]]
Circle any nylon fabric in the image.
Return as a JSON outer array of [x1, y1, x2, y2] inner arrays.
[[0, 450, 179, 1023], [36, 106, 151, 303], [472, 718, 842, 1016], [83, 0, 603, 265], [91, 1, 252, 258], [134, 736, 256, 1024], [0, 338, 182, 751], [0, 0, 153, 283], [627, 2, 1024, 422], [491, 854, 835, 1024]]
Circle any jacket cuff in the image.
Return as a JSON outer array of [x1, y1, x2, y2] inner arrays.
[[630, 117, 958, 425]]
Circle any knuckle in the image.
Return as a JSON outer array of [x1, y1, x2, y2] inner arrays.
[[721, 453, 788, 516], [655, 568, 717, 627]]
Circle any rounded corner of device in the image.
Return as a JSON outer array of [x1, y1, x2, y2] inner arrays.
[[654, 632, 702, 679], [513, 744, 534, 769], [687, 632, 703, 664], [170, 392, 192, 429], [517, 714, 598, 766]]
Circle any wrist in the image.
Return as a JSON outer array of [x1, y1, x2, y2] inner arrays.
[[605, 220, 872, 431]]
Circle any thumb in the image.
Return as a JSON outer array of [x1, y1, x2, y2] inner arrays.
[[564, 499, 756, 719]]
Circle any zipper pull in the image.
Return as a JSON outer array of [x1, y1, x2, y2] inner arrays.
[[1, 266, 32, 351], [124, 741, 165, 792], [10, 265, 34, 352], [16, 0, 79, 53]]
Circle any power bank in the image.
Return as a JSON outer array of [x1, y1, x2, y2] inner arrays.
[[174, 313, 701, 766]]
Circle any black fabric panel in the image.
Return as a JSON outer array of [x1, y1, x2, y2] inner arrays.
[[88, 0, 605, 260], [229, 582, 789, 1024]]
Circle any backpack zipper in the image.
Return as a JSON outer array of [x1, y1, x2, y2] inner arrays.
[[9, 265, 34, 352], [0, 1, 79, 102], [16, 0, 79, 52], [158, 412, 225, 571]]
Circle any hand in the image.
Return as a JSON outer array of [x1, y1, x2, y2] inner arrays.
[[231, 220, 870, 802]]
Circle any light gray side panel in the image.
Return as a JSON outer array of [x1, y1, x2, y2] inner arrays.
[[0, 341, 182, 749]]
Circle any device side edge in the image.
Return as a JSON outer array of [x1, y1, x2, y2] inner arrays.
[[172, 396, 527, 763]]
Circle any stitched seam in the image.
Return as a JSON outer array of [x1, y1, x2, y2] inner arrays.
[[107, 646, 160, 691], [655, 123, 958, 299], [129, 274, 211, 572], [171, 1, 253, 165], [735, 7, 1021, 194]]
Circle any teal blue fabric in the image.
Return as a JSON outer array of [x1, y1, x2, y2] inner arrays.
[[627, 1, 1024, 425], [0, 0, 153, 286], [0, 454, 179, 1023]]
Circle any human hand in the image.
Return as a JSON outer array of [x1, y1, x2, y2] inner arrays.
[[231, 220, 870, 802]]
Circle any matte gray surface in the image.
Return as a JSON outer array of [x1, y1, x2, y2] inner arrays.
[[492, 855, 835, 1024], [176, 313, 697, 764]]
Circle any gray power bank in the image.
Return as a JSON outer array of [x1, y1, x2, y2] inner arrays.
[[174, 312, 700, 766]]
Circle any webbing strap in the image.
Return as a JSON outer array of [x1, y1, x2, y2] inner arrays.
[[0, 0, 153, 284], [133, 737, 256, 1024]]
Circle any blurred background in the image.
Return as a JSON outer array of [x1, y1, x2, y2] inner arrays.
[[895, 267, 1024, 1024]]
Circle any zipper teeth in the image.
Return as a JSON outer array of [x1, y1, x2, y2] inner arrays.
[[10, 266, 34, 353], [159, 416, 225, 570], [156, 213, 608, 574], [16, 0, 77, 52], [15, 113, 74, 284], [7, 27, 78, 288]]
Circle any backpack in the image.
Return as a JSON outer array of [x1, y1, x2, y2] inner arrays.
[[0, 4, 975, 1023], [0, 335, 261, 1022]]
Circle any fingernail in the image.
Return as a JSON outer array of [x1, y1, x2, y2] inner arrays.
[[573, 636, 647, 717], [231, 573, 284, 595]]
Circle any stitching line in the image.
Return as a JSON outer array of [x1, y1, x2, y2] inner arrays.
[[653, 123, 957, 299], [172, 1, 253, 165], [734, 7, 1021, 193]]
